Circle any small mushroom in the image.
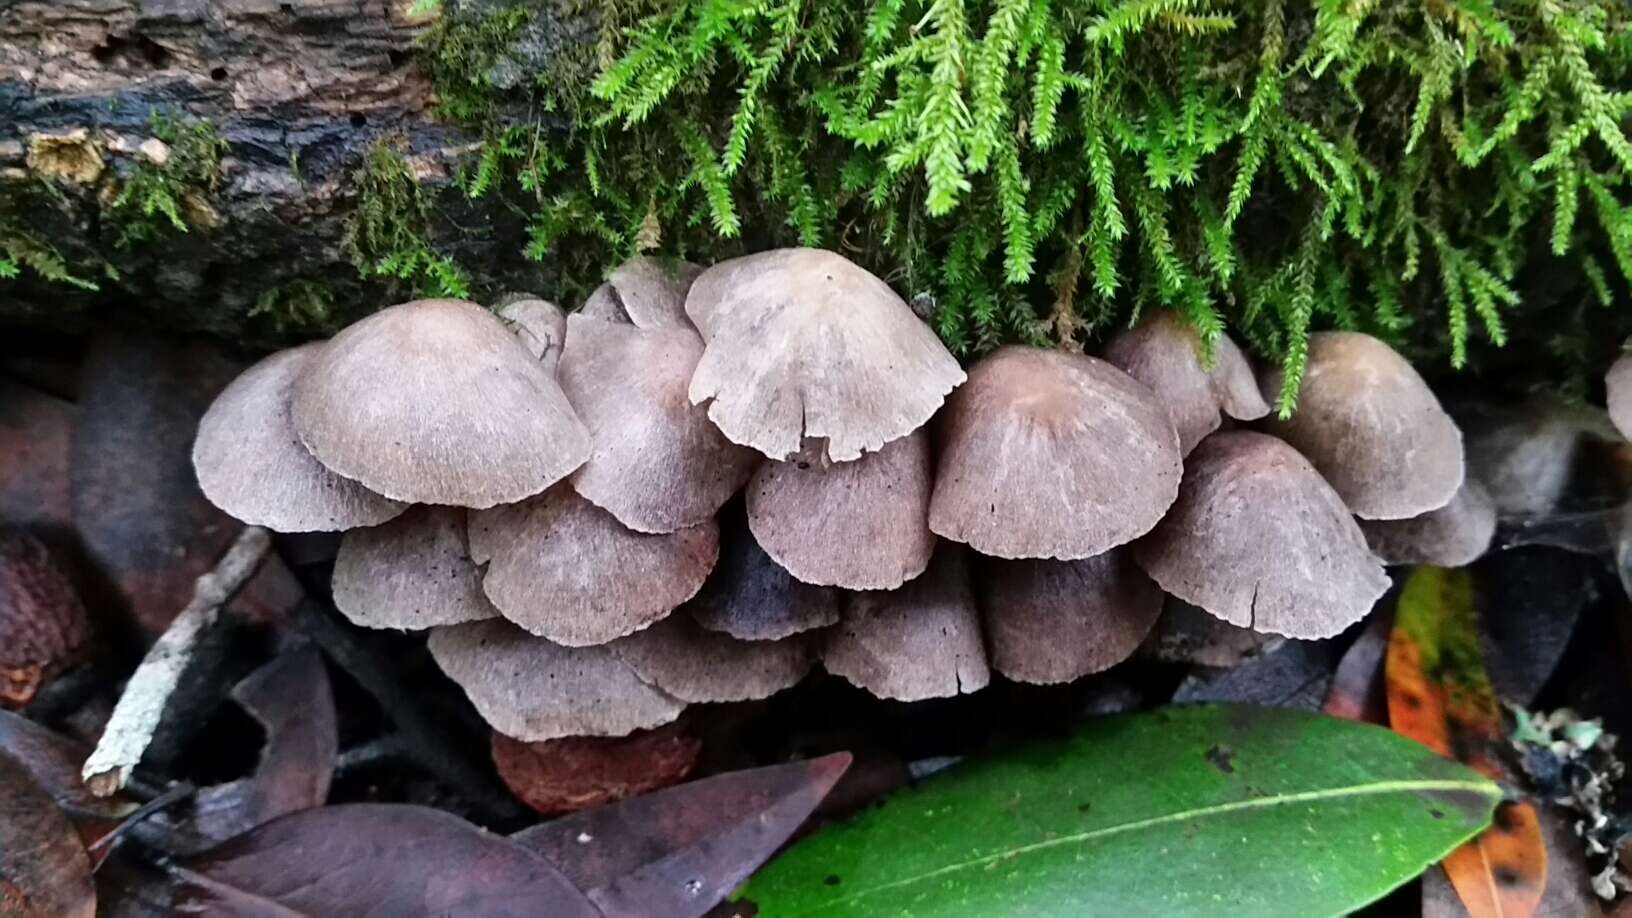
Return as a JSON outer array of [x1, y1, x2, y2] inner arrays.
[[429, 620, 685, 742], [580, 256, 702, 331], [685, 248, 966, 462], [1260, 331, 1463, 520], [976, 550, 1162, 685], [496, 296, 568, 374], [1, 529, 92, 709], [469, 485, 719, 646], [1360, 478, 1497, 567], [1103, 310, 1269, 455], [929, 346, 1181, 560], [1607, 346, 1632, 441], [558, 314, 756, 533], [610, 615, 814, 703], [822, 546, 990, 701], [192, 345, 407, 532], [747, 430, 935, 590], [291, 299, 590, 508], [688, 509, 840, 640], [331, 506, 498, 630], [1132, 431, 1389, 639], [490, 725, 700, 816]]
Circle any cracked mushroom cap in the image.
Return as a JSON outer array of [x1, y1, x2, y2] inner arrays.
[[559, 314, 757, 533], [192, 344, 407, 532], [747, 430, 935, 590], [685, 248, 966, 462], [929, 346, 1182, 560], [976, 550, 1162, 685], [429, 620, 685, 742], [468, 485, 719, 646], [331, 506, 498, 630], [497, 297, 568, 375], [580, 256, 702, 331], [1608, 347, 1632, 441], [1103, 310, 1269, 455], [1132, 431, 1389, 639], [822, 546, 990, 701], [1261, 331, 1463, 520], [610, 615, 814, 703], [688, 512, 840, 641], [1360, 478, 1496, 568], [290, 299, 591, 508]]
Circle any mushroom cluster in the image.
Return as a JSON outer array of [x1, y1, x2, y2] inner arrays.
[[193, 249, 1491, 744]]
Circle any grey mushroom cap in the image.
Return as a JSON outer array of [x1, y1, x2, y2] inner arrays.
[[290, 299, 591, 509], [685, 248, 966, 462], [1608, 348, 1632, 441], [747, 430, 935, 590], [1260, 331, 1464, 520], [976, 550, 1162, 685], [929, 346, 1182, 560], [688, 513, 840, 641], [559, 314, 757, 533], [609, 615, 814, 703], [1360, 478, 1497, 568], [468, 485, 720, 647], [331, 506, 498, 631], [497, 297, 568, 375], [192, 344, 407, 532], [1103, 310, 1269, 456], [1132, 430, 1389, 640], [821, 546, 990, 701], [580, 256, 703, 331], [428, 620, 685, 742]]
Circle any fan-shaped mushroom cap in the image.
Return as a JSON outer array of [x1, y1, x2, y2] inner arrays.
[[1360, 478, 1496, 568], [1132, 431, 1389, 639], [559, 315, 756, 533], [469, 485, 719, 646], [1608, 348, 1632, 441], [822, 547, 989, 701], [580, 257, 702, 331], [688, 513, 839, 640], [929, 346, 1182, 560], [610, 615, 814, 703], [331, 506, 497, 630], [290, 299, 590, 508], [497, 297, 568, 374], [1103, 310, 1269, 455], [1260, 331, 1463, 520], [685, 248, 966, 462], [428, 620, 684, 742], [976, 550, 1162, 685], [747, 430, 934, 590], [192, 345, 407, 532]]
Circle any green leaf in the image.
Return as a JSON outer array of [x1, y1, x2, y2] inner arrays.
[[740, 704, 1499, 917]]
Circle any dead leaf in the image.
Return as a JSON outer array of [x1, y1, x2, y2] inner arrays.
[[0, 379, 74, 534], [1323, 608, 1394, 724], [0, 529, 93, 709], [1171, 639, 1335, 710], [0, 749, 95, 918], [1425, 804, 1605, 917], [1476, 548, 1592, 706], [492, 723, 701, 816], [0, 710, 137, 837], [512, 751, 850, 918]]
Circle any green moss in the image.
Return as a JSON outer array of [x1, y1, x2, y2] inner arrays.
[[342, 137, 472, 300], [248, 278, 341, 335], [105, 113, 228, 248]]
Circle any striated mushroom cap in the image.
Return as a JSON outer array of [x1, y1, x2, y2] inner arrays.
[[929, 346, 1181, 560], [747, 431, 934, 590], [429, 620, 684, 742], [1103, 310, 1269, 455], [559, 314, 756, 533], [331, 506, 498, 631], [580, 257, 702, 331], [1132, 431, 1389, 639], [291, 299, 590, 508], [193, 345, 406, 532], [610, 615, 814, 703], [822, 546, 989, 701], [688, 511, 839, 640], [1261, 331, 1463, 520], [685, 248, 965, 462], [497, 297, 568, 375], [1608, 347, 1632, 441], [1360, 478, 1496, 568], [976, 550, 1162, 685], [469, 485, 719, 646]]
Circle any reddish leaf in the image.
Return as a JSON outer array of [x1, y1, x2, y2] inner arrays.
[[492, 724, 701, 816], [0, 379, 74, 533], [512, 752, 851, 918], [0, 749, 95, 918], [0, 529, 93, 708], [1323, 608, 1393, 724], [171, 804, 599, 917], [1424, 804, 1605, 917]]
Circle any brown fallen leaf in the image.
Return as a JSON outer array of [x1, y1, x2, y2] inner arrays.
[[512, 751, 851, 918], [493, 723, 701, 816], [1323, 608, 1393, 724], [0, 379, 74, 534], [0, 710, 137, 842], [1424, 804, 1605, 917], [0, 529, 93, 709], [0, 749, 95, 918]]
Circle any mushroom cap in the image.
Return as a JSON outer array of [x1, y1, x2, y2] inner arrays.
[[688, 510, 839, 640], [685, 248, 966, 462], [1360, 478, 1496, 567], [1260, 331, 1464, 520], [610, 615, 814, 703], [428, 620, 685, 742], [747, 430, 935, 590], [192, 345, 407, 532], [580, 257, 702, 331], [1131, 430, 1389, 639], [559, 315, 757, 533], [331, 506, 498, 630], [497, 297, 568, 375], [1102, 310, 1269, 455], [468, 485, 719, 646], [821, 546, 990, 701], [1608, 348, 1632, 441], [928, 346, 1182, 560], [290, 299, 590, 508], [976, 550, 1162, 685]]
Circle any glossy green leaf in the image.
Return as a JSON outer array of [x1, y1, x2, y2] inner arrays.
[[740, 704, 1499, 917]]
